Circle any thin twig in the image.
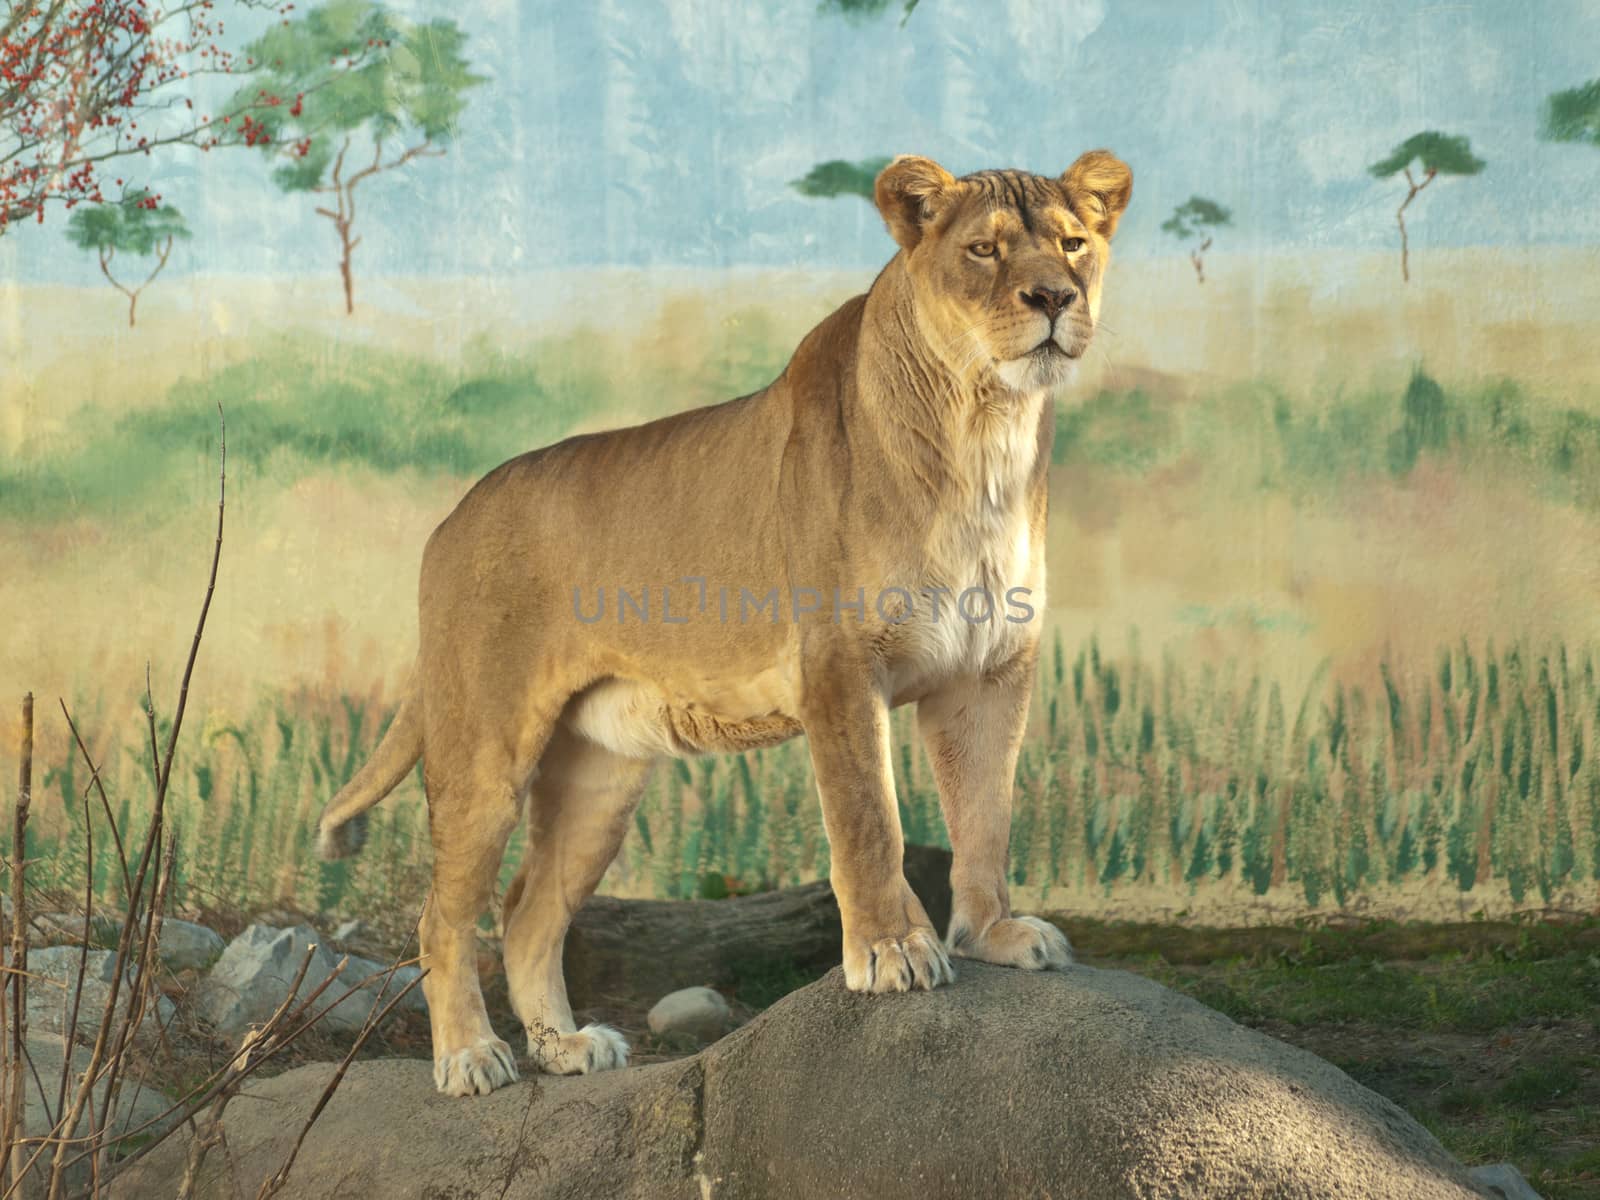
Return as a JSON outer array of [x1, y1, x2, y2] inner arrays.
[[59, 703, 133, 902], [1, 695, 33, 1193], [50, 780, 96, 1138], [143, 665, 161, 788], [156, 403, 225, 802]]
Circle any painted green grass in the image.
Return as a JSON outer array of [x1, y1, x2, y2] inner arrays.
[[1009, 634, 1600, 908], [12, 635, 1599, 920], [1057, 367, 1600, 510], [9, 334, 1600, 914], [0, 315, 797, 522], [8, 336, 1600, 522]]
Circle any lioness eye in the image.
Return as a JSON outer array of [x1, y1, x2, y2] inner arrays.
[[969, 241, 997, 259], [1060, 237, 1086, 254]]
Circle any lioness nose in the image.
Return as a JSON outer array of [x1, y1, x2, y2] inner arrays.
[[1020, 286, 1076, 320]]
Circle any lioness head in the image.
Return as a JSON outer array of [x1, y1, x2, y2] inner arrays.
[[874, 150, 1132, 393]]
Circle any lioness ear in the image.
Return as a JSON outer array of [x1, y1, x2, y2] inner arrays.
[[874, 155, 956, 251], [1061, 150, 1133, 239]]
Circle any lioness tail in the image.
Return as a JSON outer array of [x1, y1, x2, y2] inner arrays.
[[316, 681, 423, 860]]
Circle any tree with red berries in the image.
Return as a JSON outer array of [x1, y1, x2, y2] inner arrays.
[[230, 0, 482, 314], [0, 0, 292, 235], [65, 186, 189, 325]]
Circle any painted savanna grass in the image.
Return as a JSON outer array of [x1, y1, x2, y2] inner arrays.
[[1054, 365, 1600, 512], [10, 636, 1598, 917], [1006, 634, 1600, 908], [8, 320, 1600, 916], [0, 310, 799, 524], [7, 311, 1600, 524]]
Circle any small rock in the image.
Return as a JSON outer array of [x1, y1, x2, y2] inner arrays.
[[197, 924, 420, 1039], [647, 986, 731, 1042], [156, 918, 226, 971], [1469, 1163, 1544, 1200], [332, 919, 365, 944], [23, 947, 174, 1041]]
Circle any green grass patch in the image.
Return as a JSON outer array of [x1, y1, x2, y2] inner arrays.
[[1142, 953, 1600, 1032], [1058, 915, 1600, 966], [724, 955, 821, 1009]]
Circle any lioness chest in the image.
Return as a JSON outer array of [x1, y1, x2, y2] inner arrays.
[[562, 390, 1046, 761]]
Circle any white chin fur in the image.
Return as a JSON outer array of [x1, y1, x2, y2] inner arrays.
[[995, 354, 1077, 393]]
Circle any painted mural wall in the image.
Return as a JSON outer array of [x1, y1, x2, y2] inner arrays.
[[4, 0, 1600, 923]]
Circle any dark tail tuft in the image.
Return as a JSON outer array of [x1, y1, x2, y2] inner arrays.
[[318, 810, 370, 860]]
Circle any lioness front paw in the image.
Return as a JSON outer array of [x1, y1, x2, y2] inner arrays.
[[433, 1036, 519, 1097], [843, 927, 955, 993], [527, 1022, 630, 1075], [950, 914, 1072, 970]]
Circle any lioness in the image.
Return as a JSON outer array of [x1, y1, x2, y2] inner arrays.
[[318, 150, 1132, 1096]]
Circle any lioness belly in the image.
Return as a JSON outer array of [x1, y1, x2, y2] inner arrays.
[[563, 677, 803, 759]]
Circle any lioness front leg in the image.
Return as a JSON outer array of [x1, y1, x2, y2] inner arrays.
[[917, 655, 1073, 970], [802, 662, 954, 993]]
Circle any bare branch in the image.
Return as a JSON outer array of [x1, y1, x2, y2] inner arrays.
[[1, 694, 33, 1193], [143, 665, 161, 790], [58, 703, 134, 907], [155, 403, 225, 801]]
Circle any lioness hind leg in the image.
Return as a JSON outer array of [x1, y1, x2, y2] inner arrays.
[[420, 737, 534, 1099], [503, 727, 652, 1075]]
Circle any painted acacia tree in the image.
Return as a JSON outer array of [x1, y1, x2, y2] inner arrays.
[[0, 0, 290, 235], [1540, 78, 1600, 149], [802, 2, 917, 195], [1160, 195, 1231, 284], [820, 0, 922, 24], [65, 188, 189, 326], [790, 157, 890, 202], [1367, 132, 1484, 283], [230, 0, 482, 314]]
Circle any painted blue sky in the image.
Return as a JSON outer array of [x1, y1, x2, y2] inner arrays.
[[6, 0, 1599, 283]]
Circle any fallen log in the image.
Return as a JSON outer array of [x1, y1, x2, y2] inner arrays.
[[564, 845, 952, 1005]]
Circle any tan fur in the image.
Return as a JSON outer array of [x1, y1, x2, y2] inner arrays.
[[317, 150, 1133, 1096]]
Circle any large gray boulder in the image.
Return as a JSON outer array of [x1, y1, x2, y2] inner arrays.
[[24, 947, 174, 1041], [157, 918, 227, 971], [195, 924, 424, 1039], [112, 962, 1493, 1199], [22, 911, 225, 970]]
